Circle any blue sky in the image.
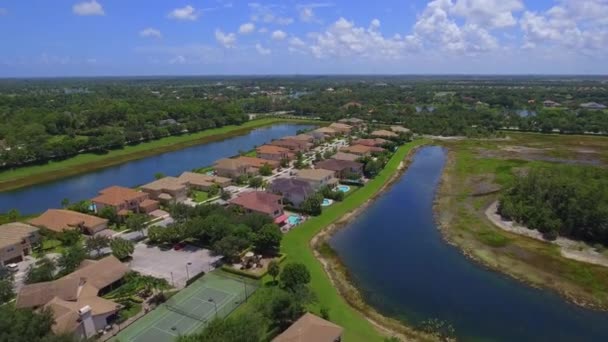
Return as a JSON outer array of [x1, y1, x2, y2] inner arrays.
[[1, 0, 607, 77]]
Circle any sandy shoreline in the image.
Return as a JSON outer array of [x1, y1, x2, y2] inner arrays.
[[310, 145, 439, 342]]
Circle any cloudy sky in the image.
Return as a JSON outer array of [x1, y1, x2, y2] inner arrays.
[[1, 0, 607, 77]]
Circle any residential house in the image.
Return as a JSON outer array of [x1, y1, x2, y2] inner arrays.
[[293, 133, 316, 142], [295, 169, 338, 190], [310, 130, 328, 141], [391, 125, 411, 133], [91, 186, 154, 216], [580, 102, 607, 110], [256, 145, 294, 162], [329, 122, 353, 134], [353, 138, 388, 147], [338, 117, 365, 126], [370, 129, 399, 139], [341, 144, 385, 156], [272, 312, 344, 342], [177, 172, 231, 191], [332, 152, 360, 162], [229, 191, 285, 221], [140, 177, 188, 204], [15, 256, 129, 340], [543, 100, 561, 108], [313, 127, 338, 138], [29, 209, 109, 235], [269, 178, 314, 208], [0, 222, 39, 265], [214, 158, 257, 179], [270, 139, 310, 153], [315, 159, 363, 179], [235, 156, 280, 169]]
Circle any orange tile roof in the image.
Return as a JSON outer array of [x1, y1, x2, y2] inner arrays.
[[92, 186, 147, 206], [235, 156, 279, 168], [272, 313, 343, 342], [256, 145, 291, 154], [29, 209, 108, 233], [229, 191, 283, 216]]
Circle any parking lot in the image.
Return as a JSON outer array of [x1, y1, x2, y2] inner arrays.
[[129, 243, 221, 289]]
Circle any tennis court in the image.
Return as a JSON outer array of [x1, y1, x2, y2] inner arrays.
[[114, 271, 258, 342]]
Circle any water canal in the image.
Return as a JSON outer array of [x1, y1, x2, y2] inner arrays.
[[0, 124, 314, 214], [330, 146, 608, 341]]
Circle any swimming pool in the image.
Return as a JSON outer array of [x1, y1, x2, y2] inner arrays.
[[322, 198, 333, 207], [286, 215, 301, 225], [337, 185, 351, 192]]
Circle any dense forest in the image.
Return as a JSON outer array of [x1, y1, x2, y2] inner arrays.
[[0, 76, 607, 168], [498, 167, 608, 245]]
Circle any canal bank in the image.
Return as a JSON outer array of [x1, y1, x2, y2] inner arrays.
[[0, 123, 315, 214], [329, 146, 608, 341], [0, 118, 320, 193]]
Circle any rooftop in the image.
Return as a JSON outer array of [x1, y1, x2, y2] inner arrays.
[[28, 209, 108, 233], [257, 144, 291, 154], [316, 159, 363, 172], [371, 129, 398, 138], [92, 186, 147, 206], [229, 191, 283, 215], [140, 177, 186, 192], [329, 122, 353, 130], [0, 222, 39, 249], [178, 171, 231, 185], [272, 313, 344, 342], [296, 168, 336, 181], [332, 152, 360, 161]]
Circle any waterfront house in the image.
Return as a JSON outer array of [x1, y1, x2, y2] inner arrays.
[[177, 172, 231, 191], [329, 122, 353, 134], [272, 312, 344, 342], [341, 144, 385, 156], [391, 125, 411, 134], [91, 186, 153, 216], [353, 138, 388, 147], [315, 159, 363, 179], [15, 256, 129, 340], [140, 177, 188, 204], [339, 117, 365, 126], [295, 169, 338, 190], [269, 178, 314, 208], [29, 209, 109, 235], [370, 129, 399, 139], [235, 156, 280, 170], [0, 222, 39, 265], [229, 191, 285, 221], [293, 133, 316, 142], [313, 127, 338, 138], [256, 145, 294, 162], [270, 139, 311, 153], [332, 152, 360, 162], [214, 158, 257, 179]]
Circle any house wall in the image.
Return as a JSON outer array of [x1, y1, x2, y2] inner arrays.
[[1, 243, 26, 264], [85, 222, 108, 235]]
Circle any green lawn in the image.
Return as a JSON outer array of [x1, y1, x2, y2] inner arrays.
[[236, 139, 428, 342], [0, 118, 319, 192], [191, 190, 210, 203]]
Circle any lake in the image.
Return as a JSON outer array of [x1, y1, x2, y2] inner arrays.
[[0, 124, 314, 214], [330, 146, 608, 341]]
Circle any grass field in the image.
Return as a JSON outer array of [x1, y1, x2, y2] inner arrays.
[[436, 132, 608, 310], [114, 271, 258, 342], [0, 118, 319, 192], [234, 139, 429, 342]]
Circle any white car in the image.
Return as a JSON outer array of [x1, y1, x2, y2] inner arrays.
[[6, 263, 18, 272]]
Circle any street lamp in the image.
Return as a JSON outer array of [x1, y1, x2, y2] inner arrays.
[[208, 298, 218, 318]]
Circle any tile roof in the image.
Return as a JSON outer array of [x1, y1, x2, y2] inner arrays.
[[229, 191, 283, 215], [272, 313, 343, 342], [140, 177, 186, 192], [315, 159, 363, 172], [332, 152, 360, 161], [314, 127, 337, 134], [0, 222, 39, 249], [329, 122, 353, 130], [296, 168, 336, 181], [29, 209, 108, 233], [214, 158, 249, 171], [371, 129, 399, 138], [92, 186, 147, 206], [270, 178, 314, 198], [178, 172, 231, 186], [256, 145, 291, 154], [235, 156, 279, 168]]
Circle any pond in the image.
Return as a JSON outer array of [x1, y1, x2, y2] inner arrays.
[[0, 124, 314, 214], [330, 146, 608, 341]]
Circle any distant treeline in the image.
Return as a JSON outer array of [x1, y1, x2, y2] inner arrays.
[[498, 167, 608, 244]]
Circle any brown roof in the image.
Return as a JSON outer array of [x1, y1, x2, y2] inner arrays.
[[315, 159, 363, 172], [92, 186, 148, 206], [139, 199, 159, 210], [294, 134, 314, 141], [332, 152, 360, 161], [0, 222, 39, 249], [353, 138, 388, 147], [178, 172, 231, 187], [314, 127, 337, 134], [272, 313, 343, 342], [140, 177, 186, 192], [229, 191, 283, 215], [342, 144, 376, 154], [256, 145, 291, 155], [391, 125, 410, 133], [28, 209, 108, 233], [235, 156, 279, 168], [296, 168, 336, 181], [214, 158, 249, 171], [371, 129, 398, 138], [329, 122, 353, 130]]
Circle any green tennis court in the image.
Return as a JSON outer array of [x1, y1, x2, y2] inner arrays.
[[114, 271, 258, 342]]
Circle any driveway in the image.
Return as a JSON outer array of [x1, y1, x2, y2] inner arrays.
[[129, 244, 221, 289], [12, 253, 60, 291]]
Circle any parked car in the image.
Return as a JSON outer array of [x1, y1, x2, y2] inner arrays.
[[6, 263, 18, 272], [173, 242, 185, 251]]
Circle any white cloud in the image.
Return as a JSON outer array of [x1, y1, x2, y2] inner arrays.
[[288, 37, 307, 53], [310, 18, 419, 59], [258, 27, 269, 33], [215, 29, 237, 48], [140, 28, 162, 39], [168, 5, 198, 21], [300, 8, 315, 22], [451, 0, 524, 28], [169, 55, 187, 64], [271, 30, 287, 40], [249, 3, 294, 25], [73, 0, 104, 16], [239, 22, 256, 35], [255, 43, 271, 55]]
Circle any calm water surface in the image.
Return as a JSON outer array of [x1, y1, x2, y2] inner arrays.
[[331, 146, 608, 341], [0, 124, 313, 214]]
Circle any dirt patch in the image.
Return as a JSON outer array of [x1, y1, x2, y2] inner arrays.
[[467, 174, 501, 196], [475, 146, 604, 166]]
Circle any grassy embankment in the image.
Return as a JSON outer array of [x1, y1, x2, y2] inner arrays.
[[235, 139, 430, 342], [0, 117, 319, 192], [436, 132, 608, 309]]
